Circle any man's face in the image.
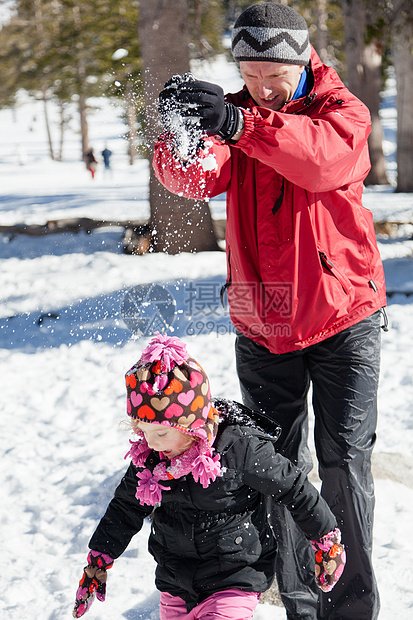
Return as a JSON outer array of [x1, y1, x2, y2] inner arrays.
[[239, 60, 305, 110]]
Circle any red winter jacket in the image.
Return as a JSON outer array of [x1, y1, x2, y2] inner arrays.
[[153, 48, 386, 354]]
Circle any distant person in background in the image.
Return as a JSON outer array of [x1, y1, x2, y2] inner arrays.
[[101, 146, 112, 171], [84, 148, 98, 179]]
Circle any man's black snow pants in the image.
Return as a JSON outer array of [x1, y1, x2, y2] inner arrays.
[[235, 311, 382, 620]]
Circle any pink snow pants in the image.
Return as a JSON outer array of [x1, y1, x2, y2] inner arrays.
[[160, 588, 260, 620]]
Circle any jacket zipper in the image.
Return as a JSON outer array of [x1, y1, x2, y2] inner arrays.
[[319, 251, 353, 295], [220, 249, 232, 307], [272, 179, 285, 215]]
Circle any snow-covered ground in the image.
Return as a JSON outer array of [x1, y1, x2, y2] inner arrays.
[[1, 56, 413, 619]]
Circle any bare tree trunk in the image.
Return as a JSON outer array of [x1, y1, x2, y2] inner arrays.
[[78, 92, 89, 159], [316, 0, 329, 64], [58, 100, 65, 162], [392, 1, 413, 192], [77, 53, 89, 161], [42, 89, 55, 161], [73, 5, 89, 160], [34, 1, 54, 160], [138, 0, 219, 254], [341, 0, 389, 186], [362, 41, 389, 186], [125, 81, 139, 165]]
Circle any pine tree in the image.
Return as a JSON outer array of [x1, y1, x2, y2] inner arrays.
[[0, 0, 141, 160]]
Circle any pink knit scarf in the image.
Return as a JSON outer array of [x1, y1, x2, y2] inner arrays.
[[125, 435, 221, 506]]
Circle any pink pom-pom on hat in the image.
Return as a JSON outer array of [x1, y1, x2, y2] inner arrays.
[[140, 332, 189, 371]]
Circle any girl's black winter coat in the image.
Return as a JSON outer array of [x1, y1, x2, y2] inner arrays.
[[89, 399, 336, 611]]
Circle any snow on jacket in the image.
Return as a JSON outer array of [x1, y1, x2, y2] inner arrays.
[[89, 399, 336, 611], [153, 48, 386, 354]]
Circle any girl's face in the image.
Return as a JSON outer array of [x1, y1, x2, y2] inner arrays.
[[136, 421, 195, 458]]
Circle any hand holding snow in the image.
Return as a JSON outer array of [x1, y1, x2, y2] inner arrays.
[[158, 73, 203, 159], [159, 75, 243, 146]]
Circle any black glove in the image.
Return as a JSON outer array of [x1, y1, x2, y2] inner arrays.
[[159, 76, 242, 141], [174, 79, 242, 140]]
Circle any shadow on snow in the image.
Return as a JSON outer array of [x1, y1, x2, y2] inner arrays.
[[0, 275, 233, 351]]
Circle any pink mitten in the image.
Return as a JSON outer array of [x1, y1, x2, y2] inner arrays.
[[311, 528, 346, 592], [73, 550, 114, 618]]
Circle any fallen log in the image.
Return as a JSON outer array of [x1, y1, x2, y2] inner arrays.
[[0, 217, 147, 236], [374, 220, 413, 237], [0, 217, 227, 238], [0, 217, 227, 255], [1, 217, 410, 246]]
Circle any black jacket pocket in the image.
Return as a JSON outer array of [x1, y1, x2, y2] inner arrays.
[[217, 514, 262, 571]]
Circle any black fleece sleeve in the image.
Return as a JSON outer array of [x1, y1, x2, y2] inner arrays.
[[88, 462, 153, 559], [242, 436, 336, 540]]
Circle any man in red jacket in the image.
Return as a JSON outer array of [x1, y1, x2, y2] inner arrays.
[[153, 3, 386, 619]]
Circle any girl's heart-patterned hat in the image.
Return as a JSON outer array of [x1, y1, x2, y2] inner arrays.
[[125, 333, 221, 505], [125, 332, 218, 446]]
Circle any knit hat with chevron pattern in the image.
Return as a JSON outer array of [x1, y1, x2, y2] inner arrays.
[[232, 2, 310, 66]]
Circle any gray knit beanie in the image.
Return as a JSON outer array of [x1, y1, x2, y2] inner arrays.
[[232, 2, 310, 66]]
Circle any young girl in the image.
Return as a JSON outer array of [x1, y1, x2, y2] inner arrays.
[[73, 333, 345, 619]]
